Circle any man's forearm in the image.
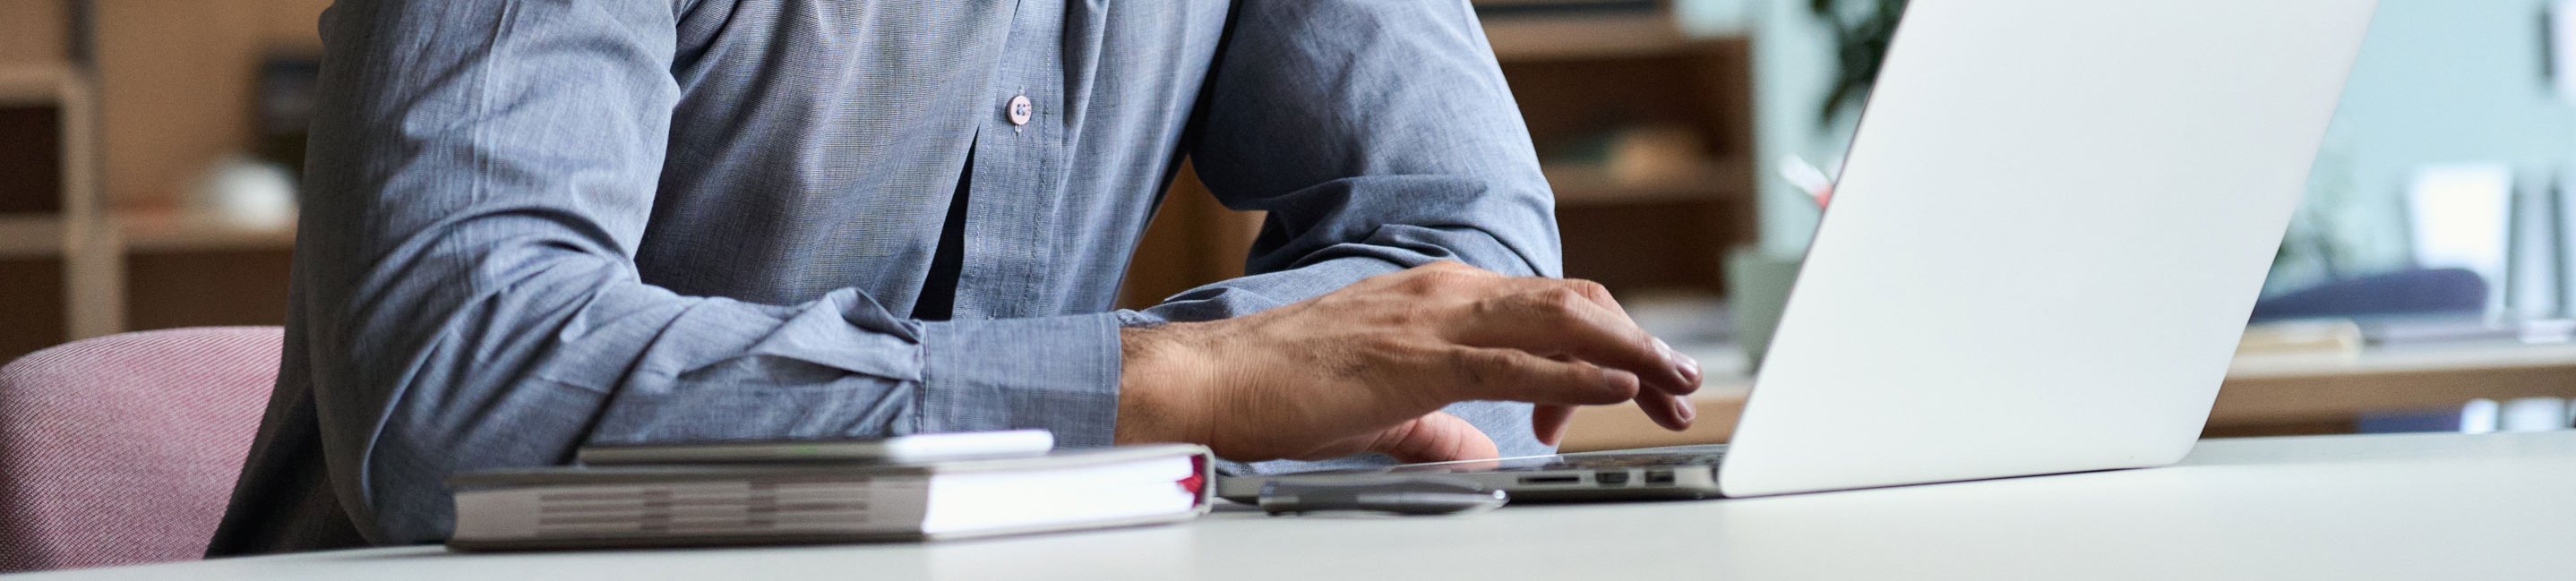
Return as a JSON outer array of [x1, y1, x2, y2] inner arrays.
[[1113, 323, 1216, 448], [1097, 262, 1694, 468]]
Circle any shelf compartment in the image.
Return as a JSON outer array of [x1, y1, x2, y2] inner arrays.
[[0, 65, 78, 106], [113, 209, 296, 252], [1482, 12, 1691, 63], [1544, 158, 1753, 206], [0, 214, 64, 257]]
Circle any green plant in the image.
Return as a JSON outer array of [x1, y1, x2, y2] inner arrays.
[[1811, 0, 1908, 124]]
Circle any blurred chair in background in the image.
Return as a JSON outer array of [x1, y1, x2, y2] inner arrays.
[[0, 327, 280, 573], [2250, 268, 2488, 322]]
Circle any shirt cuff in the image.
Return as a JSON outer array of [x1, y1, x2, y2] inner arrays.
[[915, 312, 1125, 448]]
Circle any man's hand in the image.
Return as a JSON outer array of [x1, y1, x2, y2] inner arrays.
[[1115, 261, 1703, 464]]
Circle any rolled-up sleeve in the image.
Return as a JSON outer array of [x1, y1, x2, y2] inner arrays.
[[298, 0, 1119, 543], [1137, 0, 1564, 466]]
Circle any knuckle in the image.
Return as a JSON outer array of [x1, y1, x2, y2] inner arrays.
[[1397, 271, 1446, 294], [1566, 279, 1612, 303], [1464, 295, 1507, 322], [1631, 329, 1663, 352], [1541, 288, 1591, 317]]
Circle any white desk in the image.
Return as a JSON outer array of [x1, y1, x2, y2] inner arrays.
[[27, 432, 2576, 580]]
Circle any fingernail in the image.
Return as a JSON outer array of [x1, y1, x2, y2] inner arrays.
[[1656, 337, 1701, 384]]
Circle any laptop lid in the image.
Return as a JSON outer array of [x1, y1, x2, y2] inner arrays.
[[1717, 0, 2379, 497]]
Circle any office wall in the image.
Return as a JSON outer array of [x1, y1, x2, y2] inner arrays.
[[91, 0, 332, 207], [1713, 0, 2576, 282], [0, 0, 67, 66], [2292, 0, 2576, 286], [0, 0, 331, 207], [1679, 0, 1837, 254]]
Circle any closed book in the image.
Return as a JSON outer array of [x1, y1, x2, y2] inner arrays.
[[445, 445, 1212, 551]]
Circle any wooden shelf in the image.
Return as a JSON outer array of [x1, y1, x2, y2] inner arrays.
[[0, 65, 112, 353], [0, 65, 78, 106], [113, 210, 296, 252], [0, 214, 65, 258], [1482, 13, 1691, 63], [1544, 158, 1752, 206]]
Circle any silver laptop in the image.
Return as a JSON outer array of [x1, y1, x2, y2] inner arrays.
[[1222, 0, 2381, 501]]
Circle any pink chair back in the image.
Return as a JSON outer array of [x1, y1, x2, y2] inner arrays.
[[0, 327, 282, 573]]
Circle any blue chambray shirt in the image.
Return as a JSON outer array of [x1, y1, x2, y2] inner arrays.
[[213, 0, 1563, 550]]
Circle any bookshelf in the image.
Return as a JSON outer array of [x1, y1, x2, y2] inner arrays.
[[0, 64, 299, 363], [114, 209, 295, 252], [1542, 159, 1753, 207], [0, 214, 64, 257], [1485, 2, 1756, 295], [1120, 2, 1756, 305], [0, 64, 113, 362], [1481, 11, 1693, 62]]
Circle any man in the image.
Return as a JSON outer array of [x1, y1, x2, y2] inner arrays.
[[210, 0, 1703, 554]]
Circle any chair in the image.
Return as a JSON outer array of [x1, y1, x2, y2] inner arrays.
[[0, 327, 282, 573], [2249, 268, 2489, 322]]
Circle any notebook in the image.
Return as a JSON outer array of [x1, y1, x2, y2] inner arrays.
[[446, 444, 1213, 551]]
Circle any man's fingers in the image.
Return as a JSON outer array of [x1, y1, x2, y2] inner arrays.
[[1449, 283, 1699, 397], [1634, 391, 1696, 431], [1548, 279, 1704, 390], [1367, 412, 1501, 464], [1434, 347, 1641, 406], [1531, 404, 1576, 446]]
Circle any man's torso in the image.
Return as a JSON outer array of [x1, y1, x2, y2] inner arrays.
[[209, 0, 1237, 554]]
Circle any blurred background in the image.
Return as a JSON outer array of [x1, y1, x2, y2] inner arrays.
[[4, 1, 2573, 443]]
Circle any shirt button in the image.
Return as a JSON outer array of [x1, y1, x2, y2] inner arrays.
[[1005, 95, 1033, 126]]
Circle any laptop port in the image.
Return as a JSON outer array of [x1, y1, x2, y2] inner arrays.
[[1644, 470, 1675, 484], [1595, 471, 1630, 486], [1516, 475, 1582, 485]]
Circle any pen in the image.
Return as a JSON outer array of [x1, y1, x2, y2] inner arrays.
[[1778, 155, 1835, 208]]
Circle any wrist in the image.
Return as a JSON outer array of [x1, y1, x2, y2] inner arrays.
[[1114, 322, 1219, 446]]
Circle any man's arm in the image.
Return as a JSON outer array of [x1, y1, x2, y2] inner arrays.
[[1152, 0, 1558, 319], [305, 0, 1690, 545], [299, 0, 1121, 543], [1134, 0, 1596, 466]]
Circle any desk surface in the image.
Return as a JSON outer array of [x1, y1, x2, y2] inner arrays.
[[29, 431, 2576, 581]]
